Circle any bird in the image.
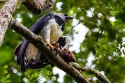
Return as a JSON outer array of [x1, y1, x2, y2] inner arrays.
[[14, 11, 73, 72], [27, 36, 74, 69], [26, 36, 76, 70]]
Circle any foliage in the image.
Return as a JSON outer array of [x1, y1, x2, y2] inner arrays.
[[1, 0, 125, 83], [0, 65, 11, 83]]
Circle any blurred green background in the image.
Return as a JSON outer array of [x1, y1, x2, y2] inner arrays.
[[1, 0, 125, 83]]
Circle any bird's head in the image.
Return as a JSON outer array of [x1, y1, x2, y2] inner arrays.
[[56, 13, 73, 23]]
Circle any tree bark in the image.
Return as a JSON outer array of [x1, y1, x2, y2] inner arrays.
[[22, 0, 56, 14], [70, 62, 111, 83], [0, 0, 20, 46]]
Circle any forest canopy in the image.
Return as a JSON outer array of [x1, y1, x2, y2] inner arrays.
[[0, 0, 125, 83]]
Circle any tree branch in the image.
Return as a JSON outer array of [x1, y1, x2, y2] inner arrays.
[[0, 0, 56, 46], [0, 0, 20, 46], [22, 0, 56, 14], [10, 18, 90, 83], [70, 62, 111, 83]]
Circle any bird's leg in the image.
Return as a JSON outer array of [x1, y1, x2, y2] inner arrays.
[[45, 40, 55, 49], [47, 42, 55, 49]]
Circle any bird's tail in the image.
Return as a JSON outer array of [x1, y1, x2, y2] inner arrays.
[[14, 40, 29, 72]]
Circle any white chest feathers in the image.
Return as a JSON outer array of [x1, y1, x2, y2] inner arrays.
[[39, 19, 63, 44], [48, 19, 63, 43]]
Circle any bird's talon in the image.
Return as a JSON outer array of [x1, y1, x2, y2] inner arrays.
[[47, 43, 55, 49]]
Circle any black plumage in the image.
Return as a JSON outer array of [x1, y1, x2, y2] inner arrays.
[[56, 36, 66, 47]]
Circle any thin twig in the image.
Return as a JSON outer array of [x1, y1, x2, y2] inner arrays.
[[70, 62, 111, 83]]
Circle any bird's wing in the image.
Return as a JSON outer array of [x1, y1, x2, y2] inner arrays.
[[30, 11, 55, 34], [14, 40, 29, 72], [14, 11, 56, 72], [14, 40, 29, 65]]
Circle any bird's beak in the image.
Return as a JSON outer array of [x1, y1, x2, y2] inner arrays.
[[66, 16, 73, 19], [65, 16, 73, 23]]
